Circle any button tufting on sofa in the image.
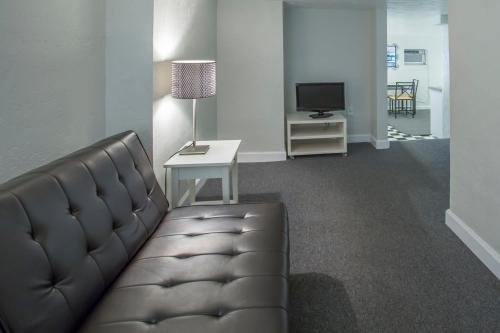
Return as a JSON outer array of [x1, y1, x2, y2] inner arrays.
[[134, 204, 146, 213], [50, 274, 58, 286], [175, 254, 193, 259], [0, 131, 289, 333], [147, 318, 158, 325]]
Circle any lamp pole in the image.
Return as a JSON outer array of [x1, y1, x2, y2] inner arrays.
[[192, 99, 197, 147]]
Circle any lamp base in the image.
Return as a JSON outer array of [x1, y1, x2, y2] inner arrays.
[[179, 144, 210, 155]]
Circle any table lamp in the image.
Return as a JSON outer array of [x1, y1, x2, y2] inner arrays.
[[172, 60, 216, 155]]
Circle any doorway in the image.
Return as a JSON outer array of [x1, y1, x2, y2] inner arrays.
[[386, 11, 450, 142]]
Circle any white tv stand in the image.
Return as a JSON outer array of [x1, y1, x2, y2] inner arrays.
[[286, 112, 347, 158]]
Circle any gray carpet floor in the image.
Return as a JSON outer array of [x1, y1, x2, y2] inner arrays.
[[388, 109, 431, 135], [198, 140, 500, 333]]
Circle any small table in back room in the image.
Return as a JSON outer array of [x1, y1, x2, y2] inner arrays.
[[163, 140, 241, 209]]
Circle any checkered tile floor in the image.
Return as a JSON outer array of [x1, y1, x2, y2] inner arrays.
[[388, 125, 437, 142]]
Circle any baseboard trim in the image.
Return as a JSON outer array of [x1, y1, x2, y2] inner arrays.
[[446, 209, 500, 280], [370, 136, 390, 150], [347, 134, 371, 143], [238, 151, 287, 163], [178, 179, 207, 207]]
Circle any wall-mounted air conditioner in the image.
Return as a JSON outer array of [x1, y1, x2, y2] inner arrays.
[[404, 49, 426, 65]]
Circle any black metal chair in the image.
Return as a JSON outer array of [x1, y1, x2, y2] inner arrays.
[[388, 79, 419, 118]]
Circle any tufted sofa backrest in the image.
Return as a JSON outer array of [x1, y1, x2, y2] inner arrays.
[[0, 131, 168, 333]]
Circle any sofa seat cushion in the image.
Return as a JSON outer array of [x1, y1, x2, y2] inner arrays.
[[79, 203, 289, 333]]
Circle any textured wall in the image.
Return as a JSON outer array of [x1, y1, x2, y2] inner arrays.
[[217, 0, 286, 159], [372, 8, 389, 146], [449, 0, 500, 255], [153, 0, 218, 190], [284, 7, 374, 139], [105, 0, 154, 155], [0, 0, 106, 183]]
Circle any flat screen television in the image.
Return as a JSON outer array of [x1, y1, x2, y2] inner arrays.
[[296, 82, 345, 118]]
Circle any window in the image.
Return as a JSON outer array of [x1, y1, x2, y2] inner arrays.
[[387, 45, 397, 68]]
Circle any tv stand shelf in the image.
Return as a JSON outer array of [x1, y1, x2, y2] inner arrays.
[[287, 112, 347, 158]]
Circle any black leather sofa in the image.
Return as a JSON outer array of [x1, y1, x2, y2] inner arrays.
[[0, 131, 289, 333]]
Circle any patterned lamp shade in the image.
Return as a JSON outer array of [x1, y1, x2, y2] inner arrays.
[[171, 60, 216, 99]]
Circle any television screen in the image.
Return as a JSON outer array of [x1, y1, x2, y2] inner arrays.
[[296, 83, 345, 111]]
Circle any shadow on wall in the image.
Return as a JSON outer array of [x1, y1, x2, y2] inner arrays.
[[289, 273, 360, 333]]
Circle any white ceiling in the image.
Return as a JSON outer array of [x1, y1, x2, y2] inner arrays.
[[285, 0, 448, 15]]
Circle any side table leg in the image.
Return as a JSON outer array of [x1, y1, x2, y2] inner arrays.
[[222, 166, 231, 204], [171, 168, 179, 209], [232, 158, 239, 203], [166, 168, 173, 210], [188, 179, 196, 205]]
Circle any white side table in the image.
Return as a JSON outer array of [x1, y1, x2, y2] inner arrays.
[[164, 140, 241, 209]]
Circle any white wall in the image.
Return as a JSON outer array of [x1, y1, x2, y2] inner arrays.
[[105, 0, 154, 154], [447, 0, 500, 279], [0, 0, 106, 183], [387, 15, 444, 107], [153, 0, 218, 189], [372, 8, 389, 148], [217, 0, 286, 160], [441, 25, 450, 138], [284, 7, 374, 141]]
